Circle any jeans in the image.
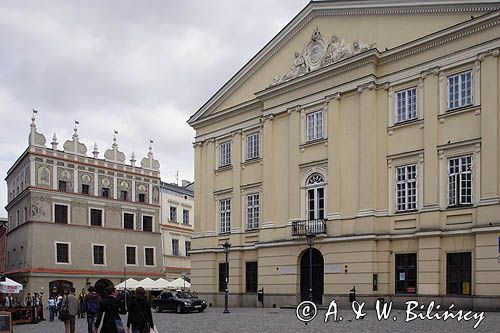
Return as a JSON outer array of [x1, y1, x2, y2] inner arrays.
[[87, 315, 96, 333], [49, 306, 56, 321]]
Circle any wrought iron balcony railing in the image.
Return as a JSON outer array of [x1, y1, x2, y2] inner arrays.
[[291, 219, 327, 237]]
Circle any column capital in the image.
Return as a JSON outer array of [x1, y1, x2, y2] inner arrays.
[[420, 66, 440, 80], [478, 48, 500, 62]]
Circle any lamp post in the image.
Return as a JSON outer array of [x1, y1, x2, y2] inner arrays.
[[222, 241, 231, 314], [306, 234, 316, 303]]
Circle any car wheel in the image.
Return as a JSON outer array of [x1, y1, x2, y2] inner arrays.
[[155, 306, 161, 313], [176, 304, 183, 314]]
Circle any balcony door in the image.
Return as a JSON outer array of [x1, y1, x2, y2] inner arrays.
[[306, 173, 325, 221]]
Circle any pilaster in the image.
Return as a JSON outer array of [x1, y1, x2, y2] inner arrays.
[[326, 93, 341, 219]]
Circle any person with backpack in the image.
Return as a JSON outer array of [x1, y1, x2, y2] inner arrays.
[[85, 286, 101, 333], [126, 287, 154, 333]]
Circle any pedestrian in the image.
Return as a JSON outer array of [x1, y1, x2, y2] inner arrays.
[[79, 288, 87, 318], [48, 295, 57, 322], [93, 286, 127, 333], [127, 287, 155, 333], [60, 288, 79, 333], [56, 293, 63, 315], [4, 294, 11, 308], [85, 286, 101, 333], [24, 292, 32, 307]]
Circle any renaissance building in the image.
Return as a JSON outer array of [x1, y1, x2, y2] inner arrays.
[[188, 1, 500, 309], [5, 114, 163, 297]]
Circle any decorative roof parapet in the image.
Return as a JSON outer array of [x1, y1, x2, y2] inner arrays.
[[269, 28, 375, 87], [28, 109, 47, 148], [104, 130, 126, 164], [141, 140, 160, 171], [63, 120, 88, 156]]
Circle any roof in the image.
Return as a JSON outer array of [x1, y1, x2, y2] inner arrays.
[[160, 181, 194, 197]]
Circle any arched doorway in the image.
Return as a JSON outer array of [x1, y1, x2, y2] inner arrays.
[[49, 280, 73, 297], [300, 248, 324, 304], [94, 278, 114, 296]]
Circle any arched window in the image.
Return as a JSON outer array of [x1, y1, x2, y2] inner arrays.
[[305, 173, 325, 220]]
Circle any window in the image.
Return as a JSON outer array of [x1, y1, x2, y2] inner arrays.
[[54, 204, 68, 224], [142, 215, 153, 232], [448, 71, 472, 110], [395, 253, 417, 294], [120, 190, 128, 201], [125, 246, 137, 266], [306, 173, 325, 220], [396, 87, 417, 122], [92, 245, 105, 265], [306, 111, 324, 141], [58, 181, 67, 192], [138, 193, 145, 203], [447, 252, 471, 295], [219, 262, 228, 292], [172, 239, 179, 256], [220, 199, 231, 233], [170, 206, 177, 222], [56, 242, 70, 264], [101, 187, 109, 198], [90, 208, 103, 226], [123, 213, 134, 230], [396, 164, 417, 211], [219, 142, 231, 167], [182, 209, 189, 224], [246, 133, 260, 160], [246, 193, 259, 230], [81, 184, 90, 195], [16, 210, 19, 226], [245, 261, 258, 293], [448, 155, 472, 207], [144, 247, 155, 266], [24, 207, 27, 222], [185, 241, 191, 257]]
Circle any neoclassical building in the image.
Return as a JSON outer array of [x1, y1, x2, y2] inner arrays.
[[188, 1, 500, 309], [5, 114, 163, 297]]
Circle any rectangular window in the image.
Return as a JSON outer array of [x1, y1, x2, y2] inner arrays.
[[54, 204, 68, 224], [182, 209, 189, 224], [101, 187, 109, 198], [120, 190, 128, 201], [90, 208, 103, 227], [125, 246, 137, 265], [172, 239, 179, 256], [144, 247, 155, 266], [396, 87, 417, 123], [58, 181, 67, 192], [306, 111, 324, 142], [396, 164, 417, 212], [246, 193, 259, 230], [185, 241, 191, 257], [56, 243, 70, 264], [395, 253, 417, 294], [170, 206, 177, 222], [92, 245, 105, 265], [219, 142, 231, 167], [220, 199, 231, 233], [219, 262, 228, 292], [307, 188, 324, 220], [123, 213, 134, 230], [447, 252, 471, 295], [142, 215, 153, 232], [24, 207, 27, 222], [448, 155, 472, 207], [138, 193, 145, 203], [245, 261, 258, 293], [81, 184, 90, 195], [246, 133, 260, 160], [448, 71, 472, 110]]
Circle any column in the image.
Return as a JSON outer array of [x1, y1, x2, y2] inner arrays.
[[206, 139, 215, 234], [288, 107, 300, 219], [193, 142, 203, 234], [327, 93, 341, 219]]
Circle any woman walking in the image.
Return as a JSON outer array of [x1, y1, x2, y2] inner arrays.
[[93, 286, 127, 333], [126, 287, 155, 333]]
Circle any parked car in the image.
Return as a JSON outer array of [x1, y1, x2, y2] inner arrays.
[[151, 291, 207, 313]]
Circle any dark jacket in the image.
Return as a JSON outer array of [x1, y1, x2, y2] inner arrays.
[[127, 298, 154, 330], [94, 295, 127, 333], [85, 291, 101, 316]]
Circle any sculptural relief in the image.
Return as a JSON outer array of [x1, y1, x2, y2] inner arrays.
[[37, 165, 51, 186]]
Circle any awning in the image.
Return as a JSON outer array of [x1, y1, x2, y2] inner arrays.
[[169, 277, 191, 289], [0, 277, 23, 294], [115, 278, 140, 290]]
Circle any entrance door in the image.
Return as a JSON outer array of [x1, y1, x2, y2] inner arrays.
[[300, 248, 324, 304]]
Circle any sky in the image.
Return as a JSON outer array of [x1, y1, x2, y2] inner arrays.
[[0, 0, 309, 217]]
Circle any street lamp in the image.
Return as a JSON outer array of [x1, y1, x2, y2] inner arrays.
[[222, 241, 231, 314], [306, 234, 316, 303]]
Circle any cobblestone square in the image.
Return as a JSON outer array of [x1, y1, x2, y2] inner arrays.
[[13, 307, 500, 333]]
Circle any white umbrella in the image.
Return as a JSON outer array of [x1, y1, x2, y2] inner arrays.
[[115, 278, 139, 290], [151, 278, 170, 290], [0, 278, 23, 294], [136, 278, 157, 291], [169, 277, 191, 289]]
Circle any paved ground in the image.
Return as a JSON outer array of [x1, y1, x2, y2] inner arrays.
[[14, 307, 500, 332]]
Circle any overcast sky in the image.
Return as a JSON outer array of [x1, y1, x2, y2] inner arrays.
[[0, 0, 308, 217]]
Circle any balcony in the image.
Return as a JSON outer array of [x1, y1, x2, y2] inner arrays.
[[291, 219, 327, 237]]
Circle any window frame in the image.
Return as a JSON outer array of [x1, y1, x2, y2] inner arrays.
[[246, 193, 260, 231], [245, 261, 258, 293], [446, 252, 472, 295], [172, 239, 180, 256], [182, 209, 190, 225], [122, 212, 135, 230], [55, 241, 71, 265], [219, 262, 228, 292], [395, 86, 417, 123], [306, 110, 324, 142], [246, 132, 260, 161], [142, 214, 154, 232], [144, 246, 156, 267], [92, 243, 106, 266], [447, 155, 473, 207], [53, 203, 70, 224], [219, 141, 232, 168], [220, 198, 231, 234], [101, 187, 110, 198], [185, 240, 191, 257], [395, 253, 417, 294], [169, 206, 177, 222], [81, 184, 90, 195], [89, 207, 104, 227], [305, 173, 326, 221], [58, 180, 68, 192], [395, 164, 418, 212], [124, 245, 138, 266], [447, 70, 473, 111], [138, 193, 146, 203]]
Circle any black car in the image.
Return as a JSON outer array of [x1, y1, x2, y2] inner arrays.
[[151, 291, 207, 313]]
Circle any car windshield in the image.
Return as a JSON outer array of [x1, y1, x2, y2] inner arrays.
[[176, 292, 196, 298]]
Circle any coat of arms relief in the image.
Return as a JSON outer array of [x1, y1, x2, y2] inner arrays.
[[269, 28, 375, 87]]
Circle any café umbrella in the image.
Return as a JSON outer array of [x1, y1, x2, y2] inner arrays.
[[0, 277, 23, 294]]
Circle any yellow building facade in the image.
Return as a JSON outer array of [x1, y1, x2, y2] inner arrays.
[[188, 1, 500, 310]]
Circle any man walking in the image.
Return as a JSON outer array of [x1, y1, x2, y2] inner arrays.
[[61, 288, 79, 333], [48, 295, 57, 321], [85, 286, 101, 333]]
